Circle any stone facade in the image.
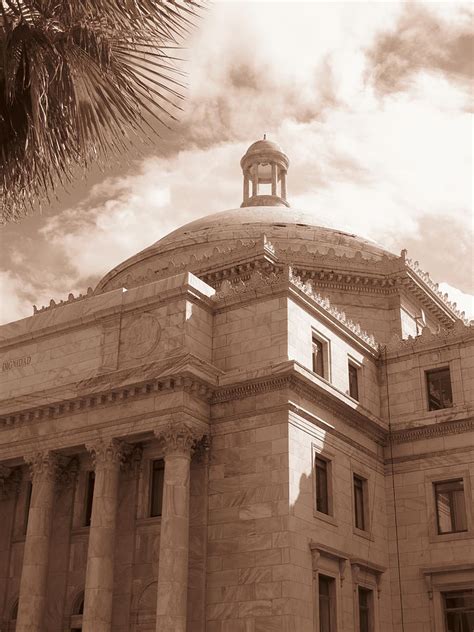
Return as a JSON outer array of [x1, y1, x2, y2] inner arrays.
[[0, 141, 472, 632]]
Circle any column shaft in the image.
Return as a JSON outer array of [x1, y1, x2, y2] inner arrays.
[[243, 171, 250, 203], [251, 169, 259, 197], [16, 453, 59, 632], [271, 163, 278, 195], [154, 423, 202, 632], [281, 169, 287, 200], [82, 440, 124, 632]]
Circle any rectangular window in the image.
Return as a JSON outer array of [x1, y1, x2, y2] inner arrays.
[[434, 479, 467, 534], [348, 362, 359, 401], [354, 475, 366, 531], [150, 459, 165, 517], [318, 574, 335, 632], [426, 367, 453, 410], [358, 587, 373, 632], [443, 589, 474, 632], [24, 481, 32, 534], [315, 457, 329, 515], [312, 336, 325, 377], [84, 471, 95, 527]]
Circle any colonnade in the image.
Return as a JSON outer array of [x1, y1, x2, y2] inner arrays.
[[4, 421, 204, 632]]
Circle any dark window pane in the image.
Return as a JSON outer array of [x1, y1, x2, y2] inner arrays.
[[84, 471, 95, 527], [24, 481, 32, 533], [349, 363, 359, 400], [313, 338, 325, 377], [427, 368, 453, 411], [318, 575, 334, 632], [354, 475, 365, 530], [435, 479, 467, 534], [359, 587, 372, 632], [315, 457, 329, 515], [443, 589, 474, 632], [150, 459, 165, 517]]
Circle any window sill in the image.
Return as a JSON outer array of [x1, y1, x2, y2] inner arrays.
[[71, 526, 90, 536], [353, 527, 374, 542], [429, 530, 473, 544], [136, 516, 162, 527], [313, 510, 338, 527]]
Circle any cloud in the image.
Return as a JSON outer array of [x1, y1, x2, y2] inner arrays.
[[367, 2, 473, 96], [1, 1, 472, 327], [439, 282, 474, 320]]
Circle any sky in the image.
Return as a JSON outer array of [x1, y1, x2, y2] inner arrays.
[[0, 0, 473, 324]]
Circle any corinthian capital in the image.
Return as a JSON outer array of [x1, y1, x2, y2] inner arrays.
[[85, 438, 131, 470], [154, 422, 204, 457], [24, 451, 63, 483]]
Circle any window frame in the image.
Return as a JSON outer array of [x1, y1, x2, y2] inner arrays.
[[312, 446, 337, 525], [353, 474, 366, 532], [317, 573, 337, 632], [311, 330, 331, 382], [347, 357, 362, 402], [425, 366, 453, 412], [357, 586, 374, 632], [425, 471, 473, 543], [83, 470, 95, 527], [149, 458, 165, 518]]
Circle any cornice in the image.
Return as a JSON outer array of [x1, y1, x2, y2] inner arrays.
[[0, 355, 218, 429], [388, 417, 474, 444]]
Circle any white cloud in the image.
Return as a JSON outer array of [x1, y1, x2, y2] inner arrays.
[[438, 282, 474, 321]]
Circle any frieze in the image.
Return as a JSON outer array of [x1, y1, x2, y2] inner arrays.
[[388, 417, 474, 444]]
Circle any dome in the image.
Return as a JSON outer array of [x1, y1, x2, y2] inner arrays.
[[244, 139, 284, 156], [96, 205, 396, 293]]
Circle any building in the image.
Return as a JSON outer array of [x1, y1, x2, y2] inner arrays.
[[0, 139, 473, 632]]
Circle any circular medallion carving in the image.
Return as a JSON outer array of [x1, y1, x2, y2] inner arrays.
[[123, 313, 161, 359]]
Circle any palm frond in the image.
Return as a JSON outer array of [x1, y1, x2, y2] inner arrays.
[[0, 0, 205, 223]]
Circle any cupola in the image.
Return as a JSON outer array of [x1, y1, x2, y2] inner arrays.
[[240, 136, 290, 207]]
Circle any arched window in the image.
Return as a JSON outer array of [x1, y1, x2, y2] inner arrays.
[[8, 599, 18, 632], [70, 592, 84, 631]]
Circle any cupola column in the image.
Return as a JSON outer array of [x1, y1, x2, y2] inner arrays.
[[16, 452, 61, 632], [281, 169, 287, 201], [271, 163, 278, 195], [243, 170, 250, 204], [154, 421, 205, 632]]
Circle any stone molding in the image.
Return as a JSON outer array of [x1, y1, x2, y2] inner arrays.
[[154, 422, 205, 457], [0, 366, 214, 429], [388, 417, 474, 444], [85, 438, 131, 470]]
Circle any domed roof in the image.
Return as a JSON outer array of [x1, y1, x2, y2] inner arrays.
[[96, 206, 396, 293], [244, 139, 284, 156]]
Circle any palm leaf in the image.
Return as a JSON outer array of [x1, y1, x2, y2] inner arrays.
[[0, 0, 205, 223]]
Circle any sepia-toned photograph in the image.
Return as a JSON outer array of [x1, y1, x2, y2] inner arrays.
[[0, 1, 472, 631]]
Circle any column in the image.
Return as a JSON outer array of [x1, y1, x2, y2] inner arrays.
[[271, 163, 278, 195], [281, 169, 287, 201], [154, 422, 203, 632], [251, 167, 259, 197], [243, 170, 250, 203], [82, 439, 126, 632], [16, 452, 60, 632]]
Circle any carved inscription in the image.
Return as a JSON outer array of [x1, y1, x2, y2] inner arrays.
[[2, 356, 31, 372]]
